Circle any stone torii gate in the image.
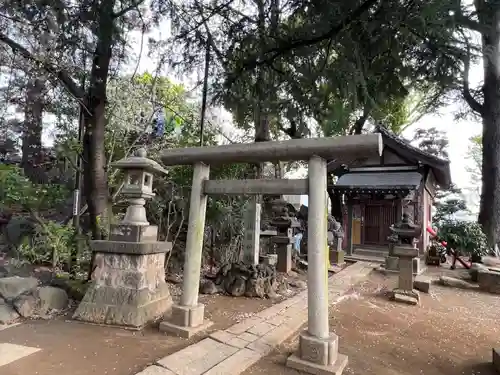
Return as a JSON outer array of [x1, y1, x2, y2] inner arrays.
[[158, 134, 383, 374]]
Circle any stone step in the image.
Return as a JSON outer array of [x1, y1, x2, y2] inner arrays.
[[345, 254, 385, 264], [353, 248, 388, 259]]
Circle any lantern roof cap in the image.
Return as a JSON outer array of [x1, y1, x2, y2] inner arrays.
[[112, 148, 167, 174]]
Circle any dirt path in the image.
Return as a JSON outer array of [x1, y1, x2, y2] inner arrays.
[[0, 293, 273, 375], [244, 272, 500, 375]]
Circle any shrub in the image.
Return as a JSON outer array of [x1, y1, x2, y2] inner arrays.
[[437, 220, 490, 258]]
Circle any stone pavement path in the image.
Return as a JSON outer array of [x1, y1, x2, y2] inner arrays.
[[137, 261, 375, 375]]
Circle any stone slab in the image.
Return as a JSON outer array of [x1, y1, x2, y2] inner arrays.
[[159, 319, 213, 339], [136, 365, 176, 375], [0, 343, 41, 367], [203, 348, 261, 375], [156, 338, 238, 375], [392, 292, 419, 306], [90, 240, 171, 254], [286, 353, 348, 375], [392, 246, 418, 258], [226, 317, 263, 335], [247, 321, 275, 336], [375, 264, 426, 276], [493, 348, 500, 373], [413, 275, 432, 293]]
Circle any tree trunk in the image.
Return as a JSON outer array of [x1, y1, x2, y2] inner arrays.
[[82, 0, 116, 240], [478, 6, 500, 246], [22, 77, 45, 183]]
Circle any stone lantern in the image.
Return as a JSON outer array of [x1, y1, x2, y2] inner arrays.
[[389, 213, 422, 305], [73, 148, 173, 329], [115, 148, 166, 226], [270, 198, 301, 273]]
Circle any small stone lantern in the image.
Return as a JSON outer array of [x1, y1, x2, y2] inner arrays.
[[73, 148, 173, 329], [114, 148, 167, 226], [389, 214, 422, 305]]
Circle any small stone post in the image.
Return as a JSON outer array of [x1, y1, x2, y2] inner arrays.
[[159, 162, 213, 337], [287, 155, 348, 374], [73, 148, 172, 329], [390, 214, 422, 305]]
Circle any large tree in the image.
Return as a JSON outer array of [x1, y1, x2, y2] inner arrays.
[[0, 0, 150, 238]]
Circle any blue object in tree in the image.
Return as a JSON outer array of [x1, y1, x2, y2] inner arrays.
[[153, 109, 165, 137]]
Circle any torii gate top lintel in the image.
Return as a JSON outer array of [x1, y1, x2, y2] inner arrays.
[[160, 134, 383, 166]]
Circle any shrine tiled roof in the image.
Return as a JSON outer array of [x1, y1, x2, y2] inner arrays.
[[374, 125, 451, 188]]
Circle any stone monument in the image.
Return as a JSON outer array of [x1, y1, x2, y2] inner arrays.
[[73, 148, 172, 329], [242, 198, 261, 265], [389, 213, 422, 305]]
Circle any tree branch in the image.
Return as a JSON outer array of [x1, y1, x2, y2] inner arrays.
[[0, 33, 85, 101], [461, 31, 484, 115], [239, 0, 380, 72], [112, 0, 146, 18]]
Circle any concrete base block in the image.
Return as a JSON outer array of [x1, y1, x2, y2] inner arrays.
[[286, 331, 348, 375], [329, 250, 345, 266], [492, 348, 500, 373], [413, 275, 432, 293], [276, 246, 292, 273], [390, 289, 420, 306], [159, 319, 213, 338], [260, 254, 278, 266], [385, 256, 398, 271], [287, 353, 348, 375], [159, 303, 213, 338]]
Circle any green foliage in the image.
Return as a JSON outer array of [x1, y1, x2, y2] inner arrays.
[[0, 165, 69, 212], [437, 220, 489, 257], [18, 221, 77, 268]]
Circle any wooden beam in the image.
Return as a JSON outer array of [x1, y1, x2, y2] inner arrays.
[[161, 134, 383, 166], [203, 179, 308, 195]]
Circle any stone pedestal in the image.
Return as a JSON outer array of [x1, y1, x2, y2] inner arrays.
[[385, 256, 399, 271], [330, 249, 345, 266], [159, 303, 212, 338], [273, 229, 293, 273], [390, 245, 420, 305], [73, 225, 172, 329], [287, 331, 348, 375], [260, 254, 278, 266]]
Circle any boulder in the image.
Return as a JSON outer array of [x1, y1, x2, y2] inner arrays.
[[0, 298, 20, 324], [199, 280, 219, 295], [36, 286, 68, 312], [0, 276, 38, 300], [13, 295, 37, 318], [437, 276, 478, 290], [212, 262, 279, 299]]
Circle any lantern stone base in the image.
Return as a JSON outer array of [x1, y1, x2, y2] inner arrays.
[[286, 331, 348, 375], [329, 249, 345, 266], [73, 251, 172, 329], [390, 289, 420, 305], [159, 303, 213, 338]]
